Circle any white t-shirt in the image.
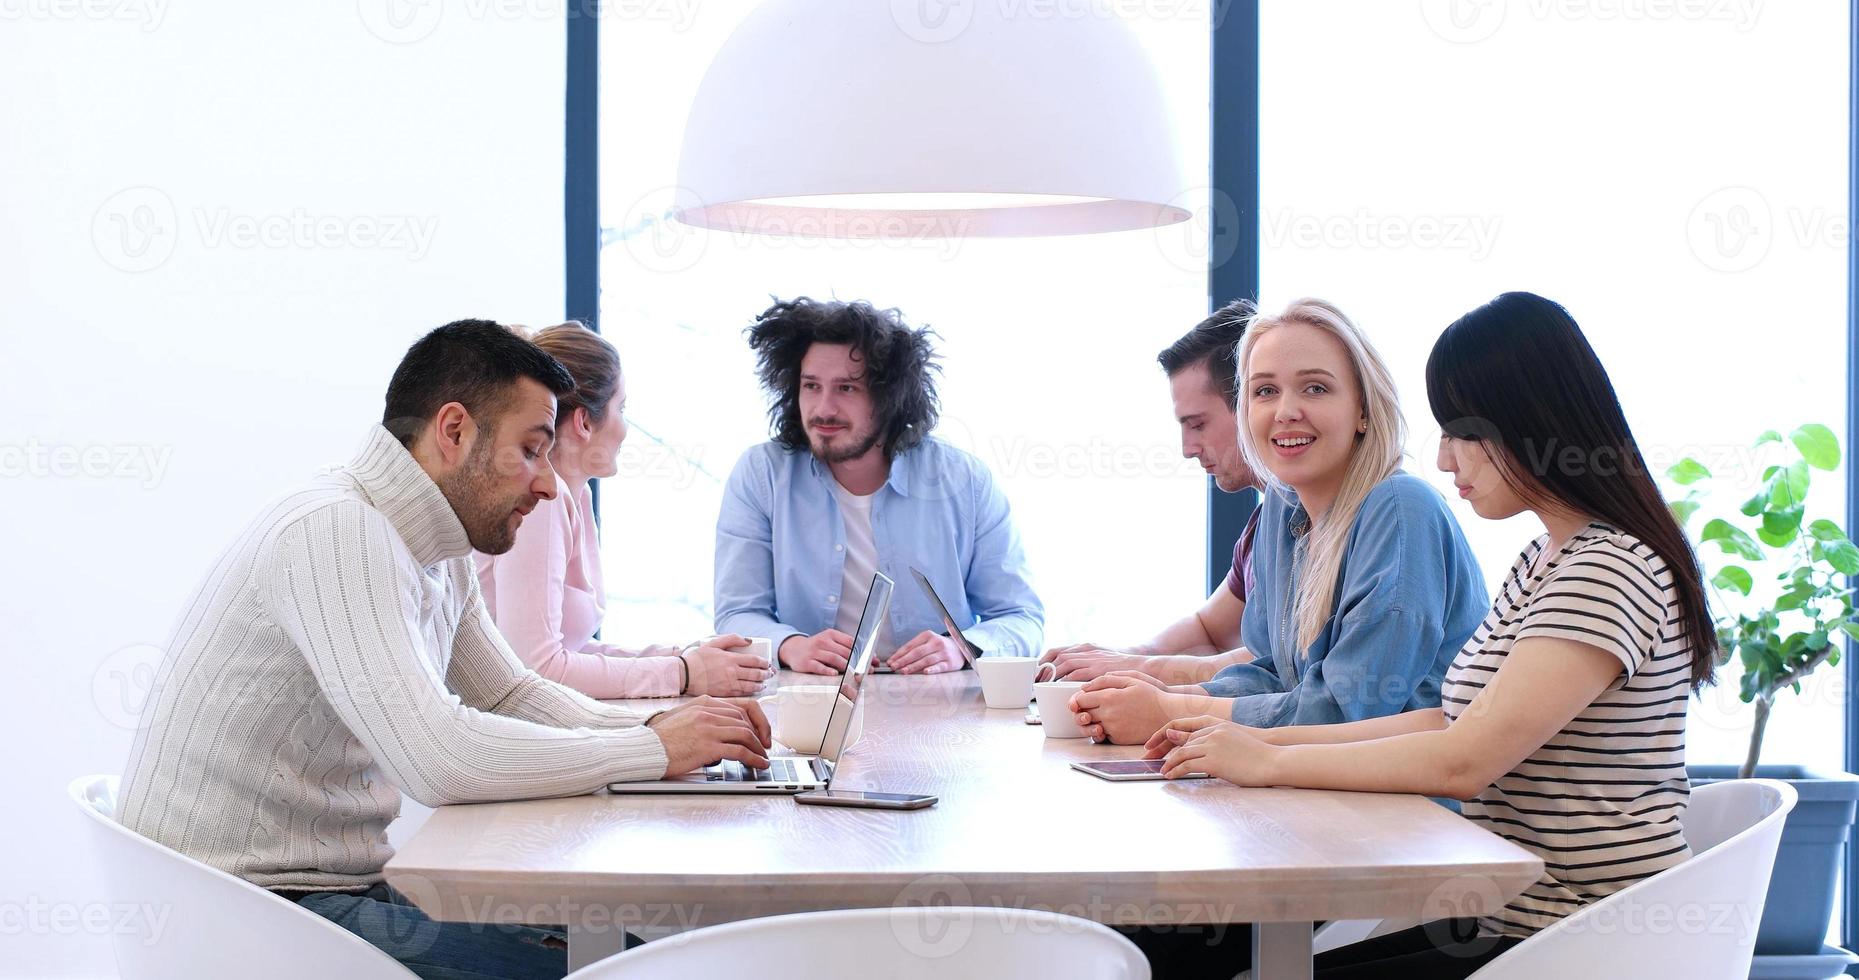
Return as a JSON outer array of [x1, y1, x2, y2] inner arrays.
[[830, 479, 892, 657]]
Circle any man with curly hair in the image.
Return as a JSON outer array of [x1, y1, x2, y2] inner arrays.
[[714, 297, 1044, 675]]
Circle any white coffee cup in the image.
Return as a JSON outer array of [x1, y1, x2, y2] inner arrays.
[[1033, 680, 1088, 738], [742, 637, 774, 667], [761, 685, 837, 754], [975, 657, 1042, 708]]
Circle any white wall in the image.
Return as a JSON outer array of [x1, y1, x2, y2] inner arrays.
[[0, 6, 569, 975]]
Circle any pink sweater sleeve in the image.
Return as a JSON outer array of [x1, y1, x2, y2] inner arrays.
[[476, 494, 684, 699]]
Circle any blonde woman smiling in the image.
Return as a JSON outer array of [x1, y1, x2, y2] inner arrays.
[[1072, 299, 1486, 744]]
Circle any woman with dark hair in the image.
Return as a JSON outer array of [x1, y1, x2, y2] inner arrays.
[[1145, 292, 1716, 977]]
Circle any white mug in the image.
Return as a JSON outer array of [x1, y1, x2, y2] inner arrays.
[[1033, 680, 1088, 738], [975, 657, 1042, 709], [761, 685, 837, 754], [742, 636, 774, 667]]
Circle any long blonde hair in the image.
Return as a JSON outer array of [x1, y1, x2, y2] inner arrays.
[[1235, 299, 1406, 654]]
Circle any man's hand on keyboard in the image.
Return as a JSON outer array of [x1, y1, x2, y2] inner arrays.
[[649, 696, 773, 776]]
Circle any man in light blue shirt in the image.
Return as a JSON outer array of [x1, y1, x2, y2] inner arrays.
[[714, 297, 1043, 675]]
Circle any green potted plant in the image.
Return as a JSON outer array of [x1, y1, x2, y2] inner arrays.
[[1669, 424, 1859, 975]]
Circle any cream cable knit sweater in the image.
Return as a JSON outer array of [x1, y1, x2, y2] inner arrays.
[[119, 426, 669, 892]]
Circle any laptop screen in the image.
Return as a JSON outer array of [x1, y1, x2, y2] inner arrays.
[[818, 571, 892, 766]]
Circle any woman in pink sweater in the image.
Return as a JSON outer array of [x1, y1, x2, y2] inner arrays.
[[474, 322, 772, 698]]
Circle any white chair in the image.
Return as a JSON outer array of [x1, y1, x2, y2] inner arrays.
[[69, 775, 418, 979], [1465, 778, 1796, 979], [562, 905, 1151, 979], [1266, 780, 1795, 980]]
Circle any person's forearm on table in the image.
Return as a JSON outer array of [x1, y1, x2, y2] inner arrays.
[[1249, 707, 1447, 747]]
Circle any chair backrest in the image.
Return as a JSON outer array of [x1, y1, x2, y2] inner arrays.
[[1468, 778, 1797, 980], [68, 775, 417, 980], [564, 905, 1151, 979]]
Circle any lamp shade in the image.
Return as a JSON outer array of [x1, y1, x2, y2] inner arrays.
[[673, 0, 1191, 238]]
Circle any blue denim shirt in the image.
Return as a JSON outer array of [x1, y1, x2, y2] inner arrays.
[[1204, 472, 1486, 727], [713, 438, 1044, 659]]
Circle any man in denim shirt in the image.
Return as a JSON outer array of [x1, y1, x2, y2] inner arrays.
[[714, 297, 1043, 675]]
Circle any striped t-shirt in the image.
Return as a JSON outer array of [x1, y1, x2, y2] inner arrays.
[[1440, 523, 1693, 938]]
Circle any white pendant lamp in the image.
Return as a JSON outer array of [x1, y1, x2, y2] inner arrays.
[[673, 0, 1191, 239]]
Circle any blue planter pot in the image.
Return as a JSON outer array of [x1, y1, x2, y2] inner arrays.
[[1747, 945, 1857, 979], [1688, 765, 1859, 957]]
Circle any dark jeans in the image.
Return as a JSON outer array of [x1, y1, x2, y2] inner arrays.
[[1122, 918, 1523, 980], [282, 883, 571, 980]]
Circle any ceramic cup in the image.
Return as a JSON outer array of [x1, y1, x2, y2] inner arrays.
[[976, 656, 1043, 709], [1033, 680, 1088, 738]]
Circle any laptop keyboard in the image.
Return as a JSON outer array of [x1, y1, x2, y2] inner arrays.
[[705, 758, 802, 782]]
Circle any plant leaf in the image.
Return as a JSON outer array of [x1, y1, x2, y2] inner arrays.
[[1756, 430, 1784, 446], [1823, 538, 1859, 576], [1792, 423, 1840, 471], [1701, 519, 1764, 560], [1667, 458, 1711, 485], [1787, 461, 1811, 500], [1758, 507, 1804, 547], [1740, 490, 1768, 517], [1712, 566, 1754, 595], [1841, 621, 1859, 643], [1809, 519, 1849, 542]]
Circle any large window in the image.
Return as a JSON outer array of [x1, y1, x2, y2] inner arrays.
[[596, 7, 1214, 652], [1258, 2, 1850, 773]]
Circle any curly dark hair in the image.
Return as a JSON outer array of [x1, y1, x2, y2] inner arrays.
[[747, 297, 942, 460]]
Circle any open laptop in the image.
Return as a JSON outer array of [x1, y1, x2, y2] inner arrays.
[[607, 572, 893, 795], [870, 567, 981, 673]]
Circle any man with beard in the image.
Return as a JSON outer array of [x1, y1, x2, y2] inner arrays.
[[119, 320, 769, 978], [714, 298, 1042, 675], [1040, 299, 1266, 686]]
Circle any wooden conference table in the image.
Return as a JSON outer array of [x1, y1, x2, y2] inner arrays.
[[386, 670, 1544, 978]]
